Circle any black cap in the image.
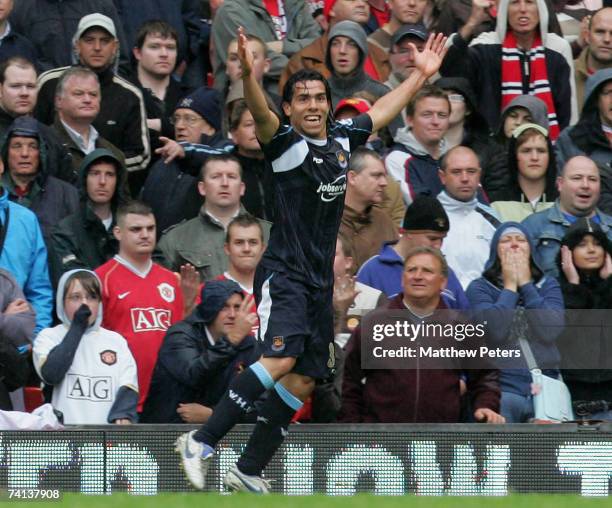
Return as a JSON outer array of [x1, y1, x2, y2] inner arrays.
[[402, 196, 449, 232], [391, 23, 428, 48]]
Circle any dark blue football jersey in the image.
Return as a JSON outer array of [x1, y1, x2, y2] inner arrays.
[[260, 114, 373, 288]]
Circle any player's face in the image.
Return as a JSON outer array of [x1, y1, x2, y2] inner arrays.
[[133, 33, 177, 78], [329, 36, 360, 77], [7, 136, 39, 179], [198, 160, 245, 209], [438, 149, 481, 202], [55, 75, 100, 123], [402, 253, 447, 303], [230, 109, 261, 154], [572, 234, 605, 271], [503, 107, 533, 138], [516, 134, 549, 181], [283, 80, 330, 140], [333, 239, 353, 278], [209, 293, 244, 337], [224, 224, 265, 273], [349, 156, 388, 205], [407, 97, 450, 147], [0, 64, 37, 115], [76, 28, 118, 71], [86, 161, 117, 205], [173, 107, 216, 142], [114, 213, 156, 256], [63, 279, 100, 326]]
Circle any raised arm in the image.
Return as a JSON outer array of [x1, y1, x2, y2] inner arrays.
[[367, 33, 448, 133], [238, 27, 280, 145]]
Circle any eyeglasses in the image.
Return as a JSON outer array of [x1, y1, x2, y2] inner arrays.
[[447, 94, 465, 103], [171, 114, 204, 126]]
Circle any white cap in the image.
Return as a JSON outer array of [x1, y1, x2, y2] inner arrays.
[[74, 13, 117, 40]]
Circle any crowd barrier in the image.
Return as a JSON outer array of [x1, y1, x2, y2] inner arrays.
[[1, 423, 612, 496]]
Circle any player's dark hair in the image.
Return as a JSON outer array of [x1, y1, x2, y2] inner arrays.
[[135, 20, 178, 49], [199, 153, 243, 181], [226, 213, 264, 243], [116, 200, 154, 225], [405, 85, 450, 117], [348, 147, 381, 174], [0, 57, 36, 84], [281, 69, 333, 126], [403, 246, 449, 278], [63, 271, 101, 302]]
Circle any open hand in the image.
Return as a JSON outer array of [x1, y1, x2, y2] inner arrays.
[[411, 33, 448, 79], [237, 26, 254, 79], [333, 274, 360, 314], [560, 245, 580, 284], [600, 252, 612, 280]]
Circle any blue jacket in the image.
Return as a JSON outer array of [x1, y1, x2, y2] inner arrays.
[[521, 201, 612, 278], [466, 222, 564, 397], [356, 241, 470, 309], [0, 189, 52, 334]]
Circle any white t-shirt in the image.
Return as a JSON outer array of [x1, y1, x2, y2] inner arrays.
[[33, 325, 138, 424]]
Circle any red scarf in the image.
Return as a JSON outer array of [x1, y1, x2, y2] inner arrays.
[[501, 32, 560, 140]]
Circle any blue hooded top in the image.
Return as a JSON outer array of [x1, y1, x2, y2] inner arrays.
[[466, 222, 565, 396]]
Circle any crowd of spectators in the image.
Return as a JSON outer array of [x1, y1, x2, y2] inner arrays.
[[0, 0, 609, 426]]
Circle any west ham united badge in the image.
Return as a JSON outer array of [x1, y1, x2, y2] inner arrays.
[[272, 336, 285, 352], [336, 150, 348, 169], [100, 350, 117, 366]]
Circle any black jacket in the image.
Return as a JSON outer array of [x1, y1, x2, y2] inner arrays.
[[140, 308, 260, 423], [0, 28, 37, 66], [36, 65, 150, 174], [236, 152, 274, 222]]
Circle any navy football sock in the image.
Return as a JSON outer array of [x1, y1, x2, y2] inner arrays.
[[237, 383, 303, 476], [193, 362, 274, 447]]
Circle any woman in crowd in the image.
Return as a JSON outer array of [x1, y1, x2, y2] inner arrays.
[[467, 222, 564, 423], [491, 123, 558, 221], [33, 270, 138, 424], [557, 218, 612, 420]]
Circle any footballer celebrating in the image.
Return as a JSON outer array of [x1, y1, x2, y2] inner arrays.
[[176, 26, 448, 493]]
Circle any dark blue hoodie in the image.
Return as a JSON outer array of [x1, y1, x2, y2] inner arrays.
[[466, 221, 565, 396]]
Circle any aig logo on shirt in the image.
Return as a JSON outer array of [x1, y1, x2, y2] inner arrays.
[[66, 374, 113, 401], [316, 174, 346, 202], [130, 308, 172, 332]]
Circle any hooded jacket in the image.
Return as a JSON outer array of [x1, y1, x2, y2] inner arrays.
[[50, 149, 129, 282], [325, 21, 391, 107], [482, 95, 550, 199], [32, 269, 138, 424], [555, 219, 612, 400], [0, 187, 52, 334], [489, 125, 559, 221], [466, 222, 564, 397], [555, 68, 612, 182], [385, 127, 448, 206], [1, 117, 79, 243], [440, 0, 577, 132], [141, 301, 260, 423], [339, 294, 501, 423]]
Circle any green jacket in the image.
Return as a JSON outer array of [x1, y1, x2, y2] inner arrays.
[[156, 206, 272, 281]]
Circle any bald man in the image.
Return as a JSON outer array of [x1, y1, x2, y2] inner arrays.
[[522, 156, 612, 277]]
